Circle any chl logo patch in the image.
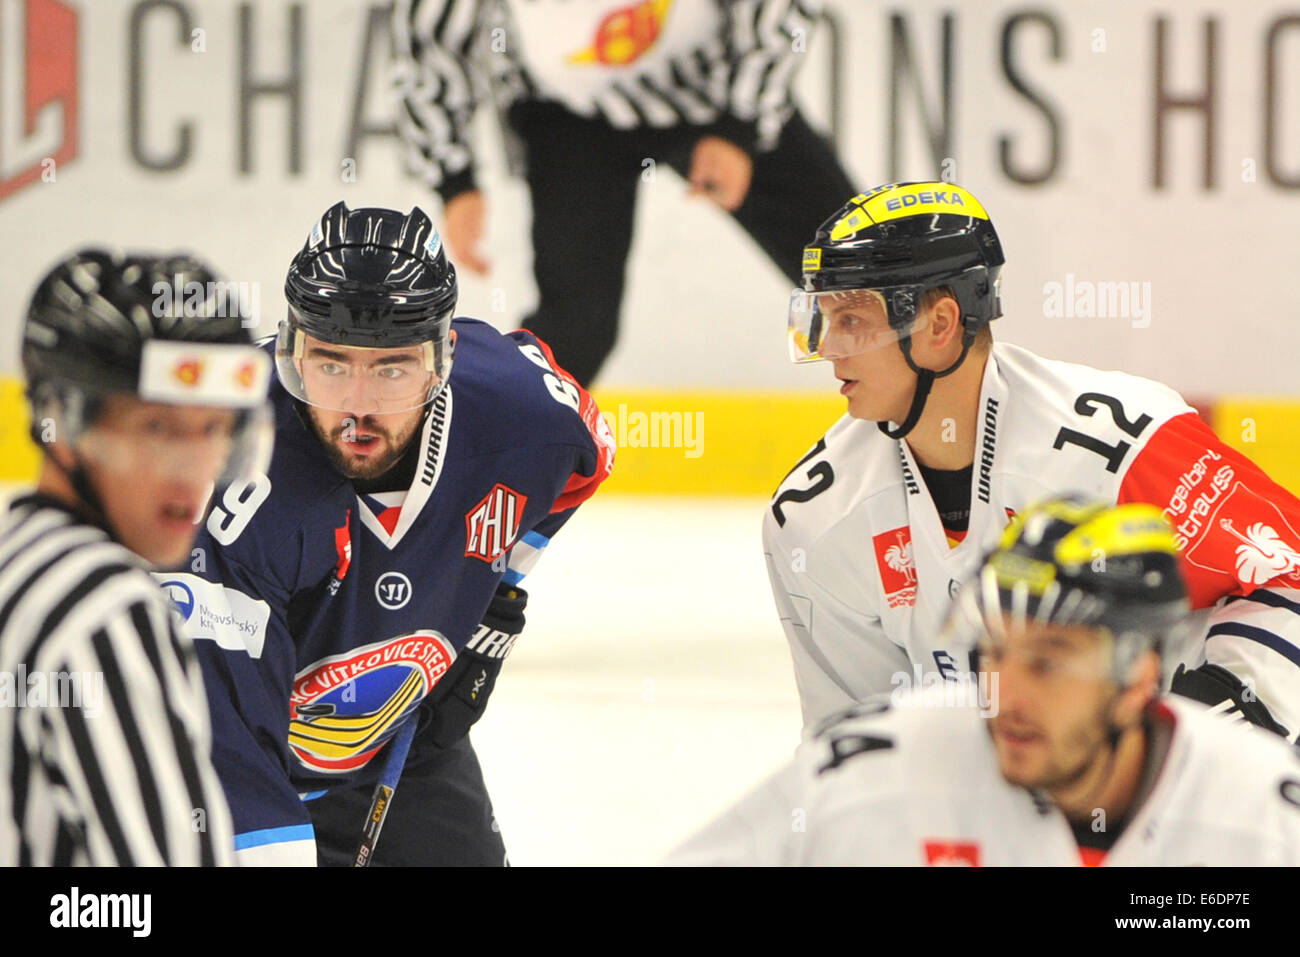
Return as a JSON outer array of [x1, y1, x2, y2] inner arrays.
[[465, 483, 526, 564], [375, 571, 412, 610], [873, 526, 917, 609]]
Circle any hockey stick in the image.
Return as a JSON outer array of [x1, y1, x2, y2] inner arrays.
[[354, 718, 418, 867]]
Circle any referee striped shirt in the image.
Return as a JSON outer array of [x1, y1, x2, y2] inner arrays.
[[395, 0, 820, 199], [0, 494, 234, 866]]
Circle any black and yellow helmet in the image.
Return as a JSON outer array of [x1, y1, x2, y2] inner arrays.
[[801, 181, 1005, 332], [791, 182, 1005, 440], [949, 495, 1190, 680]]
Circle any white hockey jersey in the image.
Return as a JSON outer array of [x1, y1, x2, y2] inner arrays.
[[665, 692, 1300, 866], [764, 342, 1300, 735]]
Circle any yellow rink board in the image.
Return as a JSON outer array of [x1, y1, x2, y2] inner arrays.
[[0, 377, 1298, 498], [586, 390, 846, 496], [1211, 399, 1300, 498], [0, 380, 41, 483]]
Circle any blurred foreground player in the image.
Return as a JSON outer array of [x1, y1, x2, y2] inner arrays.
[[181, 201, 614, 865], [671, 499, 1300, 865], [768, 181, 1300, 737], [2, 250, 272, 865]]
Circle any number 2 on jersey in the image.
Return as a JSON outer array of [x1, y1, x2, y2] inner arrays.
[[772, 438, 834, 527]]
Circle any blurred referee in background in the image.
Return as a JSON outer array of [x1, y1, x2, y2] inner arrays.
[[395, 0, 857, 385], [0, 251, 272, 865]]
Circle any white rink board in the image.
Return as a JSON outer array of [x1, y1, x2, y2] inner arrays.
[[0, 0, 1297, 394]]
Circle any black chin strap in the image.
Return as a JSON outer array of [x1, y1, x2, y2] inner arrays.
[[877, 328, 977, 441]]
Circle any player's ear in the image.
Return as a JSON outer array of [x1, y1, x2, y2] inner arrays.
[[925, 295, 963, 351], [1113, 650, 1161, 727]]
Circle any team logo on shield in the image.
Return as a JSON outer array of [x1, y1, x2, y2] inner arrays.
[[465, 483, 526, 563], [289, 631, 455, 774], [873, 526, 917, 608]]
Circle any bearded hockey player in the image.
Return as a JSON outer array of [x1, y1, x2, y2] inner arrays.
[[169, 201, 614, 865], [767, 181, 1300, 739], [671, 499, 1300, 866]]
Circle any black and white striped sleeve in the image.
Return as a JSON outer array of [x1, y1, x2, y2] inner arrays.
[[393, 0, 488, 203], [25, 577, 235, 866], [722, 0, 821, 151]]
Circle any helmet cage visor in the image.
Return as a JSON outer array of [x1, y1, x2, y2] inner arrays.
[[941, 564, 1190, 685]]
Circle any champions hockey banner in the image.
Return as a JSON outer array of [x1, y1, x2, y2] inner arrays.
[[1, 0, 1299, 491]]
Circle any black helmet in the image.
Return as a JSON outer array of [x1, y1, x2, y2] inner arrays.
[[800, 181, 1004, 325], [277, 201, 457, 412], [790, 182, 1005, 439], [947, 495, 1190, 683], [22, 247, 273, 512], [24, 248, 265, 401]]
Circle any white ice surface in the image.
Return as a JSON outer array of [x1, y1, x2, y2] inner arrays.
[[469, 496, 802, 866]]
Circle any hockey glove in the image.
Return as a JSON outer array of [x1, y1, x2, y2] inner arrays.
[[1170, 662, 1290, 737], [419, 583, 527, 749]]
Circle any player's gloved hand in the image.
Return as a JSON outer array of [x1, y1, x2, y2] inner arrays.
[[418, 583, 527, 749], [1170, 662, 1290, 737]]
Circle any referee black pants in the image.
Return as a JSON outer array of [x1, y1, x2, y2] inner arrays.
[[511, 100, 858, 387], [307, 731, 507, 867]]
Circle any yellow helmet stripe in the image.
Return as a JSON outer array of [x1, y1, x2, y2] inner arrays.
[[829, 183, 990, 241]]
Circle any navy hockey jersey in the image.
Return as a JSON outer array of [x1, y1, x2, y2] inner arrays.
[[157, 319, 615, 863]]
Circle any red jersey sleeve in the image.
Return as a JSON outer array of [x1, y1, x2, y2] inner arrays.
[[1118, 411, 1300, 608], [516, 332, 616, 514]]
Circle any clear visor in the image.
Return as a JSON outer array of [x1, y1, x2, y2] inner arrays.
[[275, 322, 452, 414], [787, 287, 930, 363], [38, 389, 274, 490]]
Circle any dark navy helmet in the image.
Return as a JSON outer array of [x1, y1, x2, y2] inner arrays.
[[277, 202, 457, 412]]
